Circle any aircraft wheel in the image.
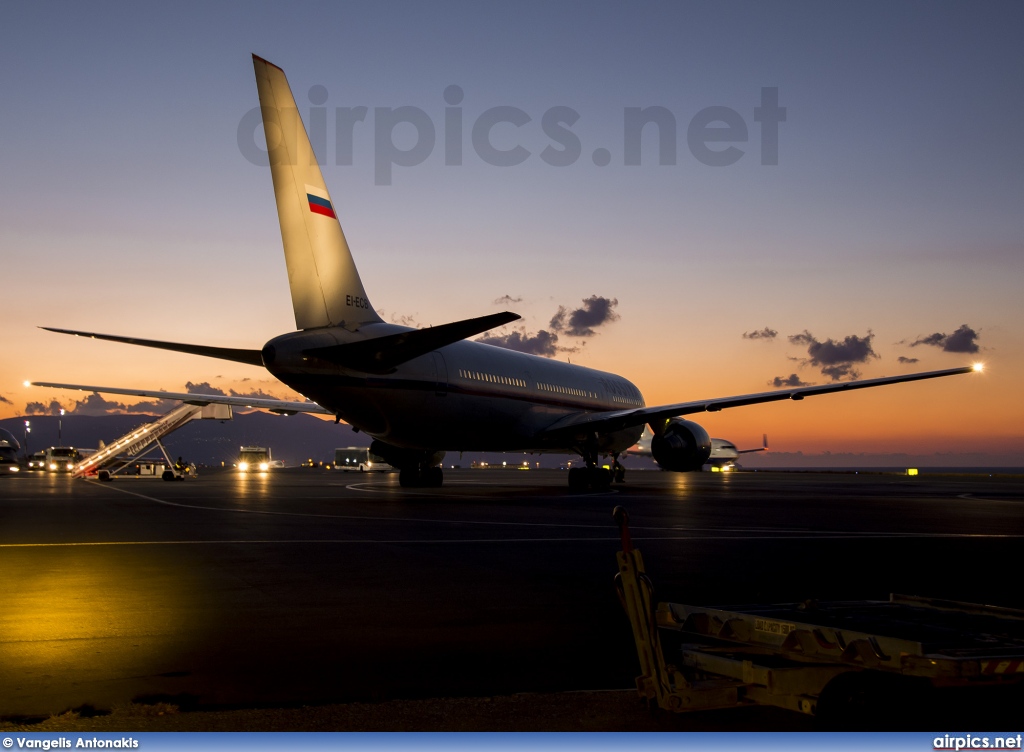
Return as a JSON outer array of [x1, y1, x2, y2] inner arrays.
[[567, 467, 588, 491], [425, 467, 443, 487], [589, 467, 613, 490]]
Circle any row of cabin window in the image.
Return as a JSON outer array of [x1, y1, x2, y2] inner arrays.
[[458, 369, 526, 388], [538, 382, 598, 399], [611, 394, 643, 406]]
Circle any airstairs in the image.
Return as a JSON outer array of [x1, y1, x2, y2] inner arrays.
[[74, 402, 232, 478]]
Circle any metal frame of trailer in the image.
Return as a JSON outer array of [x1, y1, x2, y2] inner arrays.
[[612, 507, 1024, 725]]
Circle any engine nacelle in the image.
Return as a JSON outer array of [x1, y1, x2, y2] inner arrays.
[[650, 419, 712, 472]]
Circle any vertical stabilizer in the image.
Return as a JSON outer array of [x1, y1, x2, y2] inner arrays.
[[252, 55, 382, 330]]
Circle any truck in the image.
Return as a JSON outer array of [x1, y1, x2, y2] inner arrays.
[[27, 451, 47, 471], [237, 446, 272, 472], [334, 447, 390, 472], [45, 446, 79, 472]]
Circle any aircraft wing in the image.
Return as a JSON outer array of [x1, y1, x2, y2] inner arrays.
[[29, 381, 331, 416], [737, 434, 768, 454], [539, 365, 980, 441]]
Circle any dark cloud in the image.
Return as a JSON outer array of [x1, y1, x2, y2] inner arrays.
[[788, 330, 878, 381], [25, 400, 66, 416], [910, 324, 980, 354], [771, 374, 812, 387], [820, 364, 858, 380], [743, 327, 778, 341], [229, 388, 283, 400], [375, 310, 420, 328], [477, 329, 561, 357], [125, 398, 179, 414], [493, 295, 522, 305], [897, 356, 919, 364], [391, 313, 419, 328], [0, 393, 12, 405], [70, 393, 130, 416], [549, 296, 619, 338], [121, 382, 227, 414], [185, 381, 227, 396]]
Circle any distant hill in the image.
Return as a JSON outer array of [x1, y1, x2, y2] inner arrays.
[[0, 412, 367, 467], [3, 413, 1010, 472], [0, 412, 583, 469]]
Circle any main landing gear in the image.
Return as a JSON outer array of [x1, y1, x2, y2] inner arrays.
[[398, 465, 443, 488], [567, 448, 626, 491], [568, 465, 612, 491]]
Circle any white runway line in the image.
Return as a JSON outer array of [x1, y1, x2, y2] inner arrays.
[[4, 481, 1011, 550], [341, 480, 619, 499], [958, 493, 1024, 504], [2, 532, 1022, 550], [77, 481, 633, 529]]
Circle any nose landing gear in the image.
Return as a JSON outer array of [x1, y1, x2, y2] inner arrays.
[[398, 465, 444, 488]]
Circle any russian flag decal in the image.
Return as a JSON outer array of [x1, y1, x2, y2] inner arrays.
[[305, 186, 337, 219]]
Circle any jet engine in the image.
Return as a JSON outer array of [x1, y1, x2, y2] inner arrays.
[[650, 419, 712, 472]]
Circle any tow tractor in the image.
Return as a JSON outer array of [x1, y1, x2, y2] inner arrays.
[[613, 506, 1024, 727]]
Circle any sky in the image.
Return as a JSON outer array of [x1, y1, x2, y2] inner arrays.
[[1, 1, 1022, 464]]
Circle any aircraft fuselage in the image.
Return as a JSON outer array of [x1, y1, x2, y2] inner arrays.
[[262, 324, 645, 454]]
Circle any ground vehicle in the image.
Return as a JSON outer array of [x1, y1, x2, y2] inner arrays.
[[44, 446, 79, 472], [0, 428, 20, 474], [134, 462, 167, 477], [613, 506, 1024, 727], [27, 451, 47, 471], [334, 447, 390, 472], [237, 446, 272, 472]]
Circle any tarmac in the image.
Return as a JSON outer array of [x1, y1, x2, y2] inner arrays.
[[1, 466, 1023, 729]]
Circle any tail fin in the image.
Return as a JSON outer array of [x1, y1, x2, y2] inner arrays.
[[253, 55, 382, 330]]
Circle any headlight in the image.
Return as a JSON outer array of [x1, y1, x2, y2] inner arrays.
[[66, 463, 73, 470], [49, 463, 57, 470], [239, 462, 249, 471], [10, 467, 18, 472], [259, 462, 269, 471]]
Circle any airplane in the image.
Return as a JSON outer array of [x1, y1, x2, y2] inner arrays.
[[31, 55, 982, 491], [627, 429, 767, 472]]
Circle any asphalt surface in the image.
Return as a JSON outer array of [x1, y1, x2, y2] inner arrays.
[[2, 467, 1023, 727]]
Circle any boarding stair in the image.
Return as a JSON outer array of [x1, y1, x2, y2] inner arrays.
[[74, 402, 232, 478]]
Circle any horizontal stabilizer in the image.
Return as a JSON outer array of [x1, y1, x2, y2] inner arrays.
[[41, 327, 265, 367], [305, 311, 521, 374]]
